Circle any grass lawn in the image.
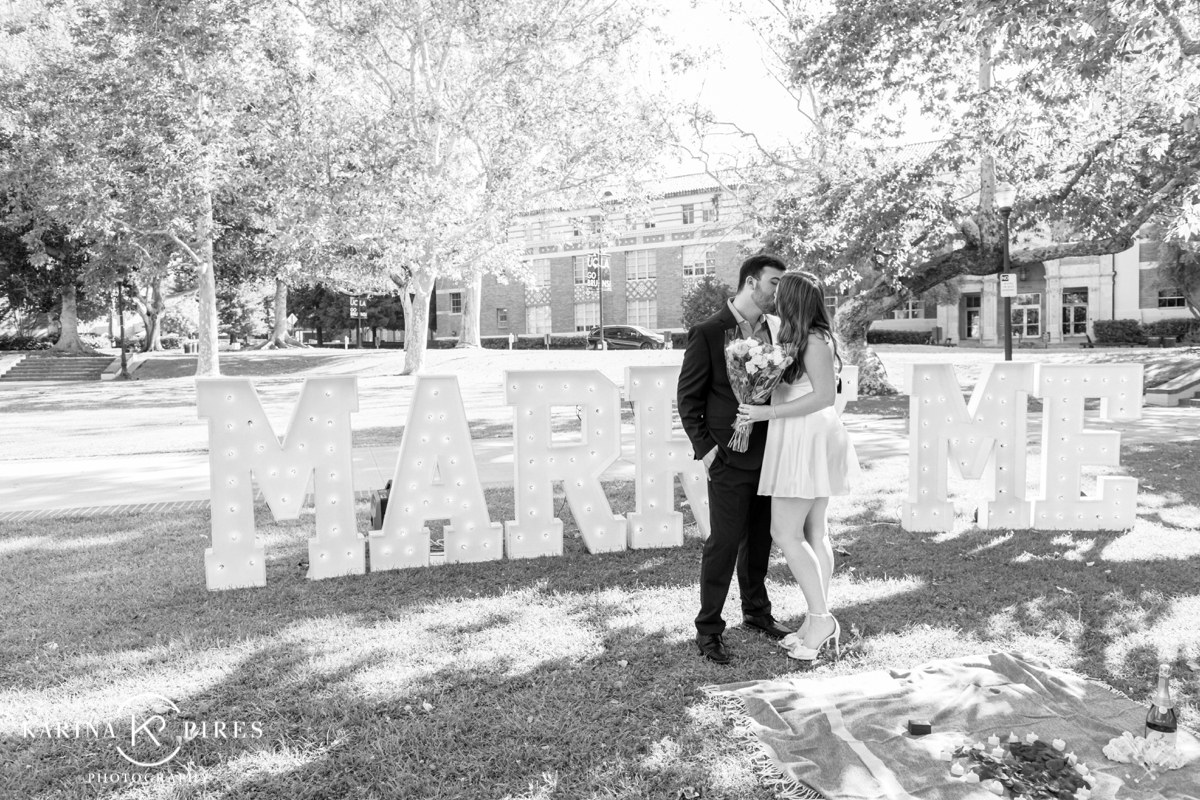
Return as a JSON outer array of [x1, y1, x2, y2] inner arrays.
[[2, 440, 1199, 798], [2, 344, 1199, 798]]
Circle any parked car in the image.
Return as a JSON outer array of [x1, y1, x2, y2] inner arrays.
[[586, 325, 666, 350]]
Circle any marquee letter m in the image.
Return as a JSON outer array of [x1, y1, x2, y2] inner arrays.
[[902, 363, 1035, 532], [197, 377, 362, 591]]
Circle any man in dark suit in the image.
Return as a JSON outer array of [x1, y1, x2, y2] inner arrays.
[[677, 254, 792, 664]]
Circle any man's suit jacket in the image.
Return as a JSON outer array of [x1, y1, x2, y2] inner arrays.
[[677, 304, 780, 472]]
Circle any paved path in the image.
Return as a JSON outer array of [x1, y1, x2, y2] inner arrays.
[[0, 409, 1196, 520]]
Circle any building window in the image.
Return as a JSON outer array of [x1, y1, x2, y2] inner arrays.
[[824, 295, 838, 318], [530, 258, 551, 287], [643, 218, 656, 229], [681, 204, 695, 225], [682, 245, 715, 277], [573, 255, 589, 285], [1158, 288, 1187, 308], [1061, 289, 1088, 336], [574, 301, 599, 331], [702, 195, 720, 223], [588, 214, 602, 235], [527, 305, 551, 334], [964, 294, 982, 339], [524, 220, 544, 242], [450, 292, 462, 314], [497, 308, 508, 328], [627, 298, 657, 328], [893, 299, 923, 319], [1011, 293, 1041, 338], [627, 249, 657, 280]]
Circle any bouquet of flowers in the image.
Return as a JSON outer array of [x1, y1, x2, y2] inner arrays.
[[724, 332, 796, 452]]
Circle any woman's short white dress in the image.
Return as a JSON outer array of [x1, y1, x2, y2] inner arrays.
[[758, 375, 862, 498]]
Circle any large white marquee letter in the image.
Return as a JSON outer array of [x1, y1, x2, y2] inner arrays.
[[370, 376, 502, 570], [903, 363, 1035, 532], [197, 377, 361, 591], [1031, 364, 1142, 530], [505, 370, 625, 558], [625, 367, 710, 547]]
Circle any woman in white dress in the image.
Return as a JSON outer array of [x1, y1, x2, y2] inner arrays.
[[737, 271, 861, 662]]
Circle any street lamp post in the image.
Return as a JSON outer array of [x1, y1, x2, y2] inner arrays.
[[995, 182, 1018, 362], [596, 241, 606, 350]]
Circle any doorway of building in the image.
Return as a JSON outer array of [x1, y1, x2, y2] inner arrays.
[[1062, 288, 1088, 337], [962, 294, 982, 340]]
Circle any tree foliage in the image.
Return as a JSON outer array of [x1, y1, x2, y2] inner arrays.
[[751, 0, 1200, 349], [680, 275, 733, 328]]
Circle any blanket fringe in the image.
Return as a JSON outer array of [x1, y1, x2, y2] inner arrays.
[[705, 690, 827, 800]]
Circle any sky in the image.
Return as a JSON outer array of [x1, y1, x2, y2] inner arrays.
[[652, 0, 939, 175]]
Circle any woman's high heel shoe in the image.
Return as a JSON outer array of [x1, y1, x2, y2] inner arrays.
[[786, 613, 840, 662], [777, 616, 810, 650]]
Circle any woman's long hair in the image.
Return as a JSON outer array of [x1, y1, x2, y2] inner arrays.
[[776, 271, 841, 384]]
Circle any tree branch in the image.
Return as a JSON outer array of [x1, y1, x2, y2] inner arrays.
[[1155, 1, 1200, 57]]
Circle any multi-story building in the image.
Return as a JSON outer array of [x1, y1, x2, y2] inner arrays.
[[880, 241, 1193, 346], [427, 169, 1193, 343], [432, 172, 756, 338]]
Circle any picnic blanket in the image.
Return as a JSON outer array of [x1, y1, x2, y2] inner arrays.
[[709, 652, 1199, 800]]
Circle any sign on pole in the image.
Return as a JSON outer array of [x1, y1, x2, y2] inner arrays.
[[999, 273, 1018, 298], [585, 254, 611, 290]]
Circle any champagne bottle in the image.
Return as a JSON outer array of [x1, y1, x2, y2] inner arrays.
[[1145, 663, 1178, 745]]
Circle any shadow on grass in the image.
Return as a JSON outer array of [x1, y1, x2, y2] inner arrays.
[[4, 441, 1199, 798]]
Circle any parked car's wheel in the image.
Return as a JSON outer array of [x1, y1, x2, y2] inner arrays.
[[639, 342, 654, 350]]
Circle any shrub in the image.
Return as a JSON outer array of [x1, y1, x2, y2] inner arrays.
[[1093, 319, 1146, 344], [112, 334, 145, 351], [681, 275, 734, 329], [1142, 317, 1200, 339], [159, 334, 182, 350], [671, 331, 688, 349], [0, 333, 52, 351], [79, 332, 111, 349], [866, 329, 933, 345]]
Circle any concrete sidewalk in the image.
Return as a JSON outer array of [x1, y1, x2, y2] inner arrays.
[[1, 409, 1196, 519]]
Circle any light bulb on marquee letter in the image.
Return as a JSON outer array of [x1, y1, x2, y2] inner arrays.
[[370, 375, 502, 570], [902, 363, 1036, 532], [197, 377, 362, 591], [505, 370, 625, 558], [1031, 364, 1142, 531], [625, 366, 710, 547]]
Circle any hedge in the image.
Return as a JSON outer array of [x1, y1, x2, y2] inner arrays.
[[1093, 319, 1146, 344], [866, 329, 933, 345], [0, 334, 53, 351], [1142, 317, 1200, 339]]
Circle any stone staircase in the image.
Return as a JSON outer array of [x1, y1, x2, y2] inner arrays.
[[0, 354, 114, 382]]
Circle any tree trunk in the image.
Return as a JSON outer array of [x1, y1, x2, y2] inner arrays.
[[52, 282, 91, 354], [316, 323, 324, 346], [257, 278, 305, 349], [835, 288, 899, 396], [457, 269, 482, 348], [195, 189, 220, 377], [840, 334, 896, 396], [133, 277, 166, 352], [402, 271, 433, 375]]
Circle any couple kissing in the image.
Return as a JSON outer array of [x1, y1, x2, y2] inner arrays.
[[677, 254, 862, 665]]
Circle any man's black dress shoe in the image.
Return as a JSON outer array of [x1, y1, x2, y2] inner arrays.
[[742, 614, 793, 640], [696, 633, 730, 664]]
